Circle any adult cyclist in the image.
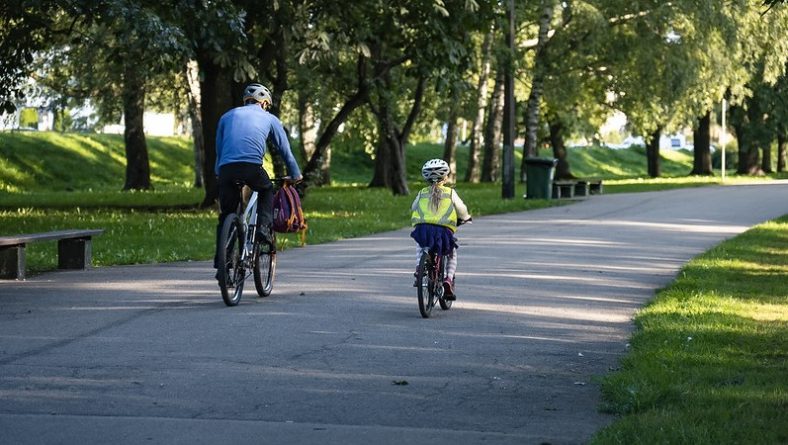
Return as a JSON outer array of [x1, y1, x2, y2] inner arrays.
[[213, 82, 302, 277]]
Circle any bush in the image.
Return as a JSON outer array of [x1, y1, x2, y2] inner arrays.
[[711, 145, 738, 170]]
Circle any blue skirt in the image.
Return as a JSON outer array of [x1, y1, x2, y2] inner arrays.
[[411, 223, 457, 256]]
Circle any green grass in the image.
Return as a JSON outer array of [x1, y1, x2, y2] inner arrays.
[[0, 132, 195, 192], [591, 216, 788, 445]]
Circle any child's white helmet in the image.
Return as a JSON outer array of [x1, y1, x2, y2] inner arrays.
[[421, 159, 450, 182]]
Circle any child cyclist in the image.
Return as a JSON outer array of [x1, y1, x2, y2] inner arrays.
[[410, 159, 472, 300]]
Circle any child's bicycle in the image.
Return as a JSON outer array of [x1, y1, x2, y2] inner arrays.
[[217, 178, 290, 306], [416, 248, 452, 318], [416, 218, 470, 318]]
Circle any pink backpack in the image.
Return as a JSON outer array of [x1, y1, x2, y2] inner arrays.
[[272, 184, 308, 244]]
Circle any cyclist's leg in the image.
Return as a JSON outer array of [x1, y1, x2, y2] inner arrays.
[[414, 245, 427, 286], [215, 165, 242, 268], [445, 248, 457, 278], [242, 164, 274, 239]]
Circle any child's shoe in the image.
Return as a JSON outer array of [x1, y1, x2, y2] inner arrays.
[[442, 277, 456, 300]]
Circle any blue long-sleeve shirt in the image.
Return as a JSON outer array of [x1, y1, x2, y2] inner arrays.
[[214, 103, 301, 177]]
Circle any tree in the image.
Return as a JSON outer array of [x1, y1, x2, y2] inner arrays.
[[465, 28, 494, 183], [480, 70, 505, 182], [522, 0, 555, 165], [0, 1, 103, 113]]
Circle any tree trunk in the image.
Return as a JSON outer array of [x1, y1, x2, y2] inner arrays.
[[465, 29, 493, 183], [733, 122, 762, 175], [296, 95, 329, 184], [646, 127, 662, 178], [369, 76, 425, 195], [777, 134, 786, 172], [122, 64, 151, 191], [302, 54, 370, 190], [198, 57, 234, 208], [520, 0, 554, 180], [691, 111, 712, 175], [443, 88, 460, 183], [369, 104, 409, 195], [762, 140, 773, 173], [481, 70, 505, 182], [185, 59, 204, 188], [549, 118, 574, 180]]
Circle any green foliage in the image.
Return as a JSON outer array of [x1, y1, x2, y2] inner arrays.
[[18, 108, 38, 129], [592, 216, 788, 445]]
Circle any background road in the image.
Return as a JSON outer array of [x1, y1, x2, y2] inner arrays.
[[1, 182, 787, 444]]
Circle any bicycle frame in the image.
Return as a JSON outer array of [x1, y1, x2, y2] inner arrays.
[[240, 190, 259, 260]]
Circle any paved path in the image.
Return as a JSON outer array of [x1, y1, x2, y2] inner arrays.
[[1, 182, 787, 444]]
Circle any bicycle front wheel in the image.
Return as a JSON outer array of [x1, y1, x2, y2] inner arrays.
[[218, 213, 245, 306], [254, 232, 276, 297], [417, 252, 435, 318]]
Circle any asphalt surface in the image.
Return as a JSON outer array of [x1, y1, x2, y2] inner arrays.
[[1, 182, 787, 445]]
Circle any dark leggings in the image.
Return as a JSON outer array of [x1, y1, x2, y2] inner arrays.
[[214, 162, 273, 267]]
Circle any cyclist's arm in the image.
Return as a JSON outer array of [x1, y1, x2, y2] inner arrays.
[[214, 116, 226, 176], [268, 118, 302, 179], [451, 190, 471, 222]]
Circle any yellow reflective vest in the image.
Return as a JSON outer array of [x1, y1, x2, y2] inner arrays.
[[410, 185, 458, 232]]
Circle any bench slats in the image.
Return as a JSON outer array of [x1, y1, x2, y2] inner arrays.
[[0, 229, 104, 280], [0, 229, 104, 247]]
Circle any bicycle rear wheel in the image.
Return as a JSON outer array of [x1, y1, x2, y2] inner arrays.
[[254, 232, 277, 297], [417, 252, 435, 318], [218, 214, 245, 306]]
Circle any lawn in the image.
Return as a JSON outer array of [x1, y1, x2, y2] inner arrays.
[[591, 216, 788, 444]]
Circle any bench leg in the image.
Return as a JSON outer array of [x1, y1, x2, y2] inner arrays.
[[58, 238, 93, 270], [0, 246, 25, 280]]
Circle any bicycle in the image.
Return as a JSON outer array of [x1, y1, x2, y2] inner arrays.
[[416, 248, 451, 318], [217, 179, 287, 306], [415, 218, 470, 318]]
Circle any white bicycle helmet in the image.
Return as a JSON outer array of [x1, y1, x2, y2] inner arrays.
[[421, 159, 450, 182], [243, 83, 272, 108]]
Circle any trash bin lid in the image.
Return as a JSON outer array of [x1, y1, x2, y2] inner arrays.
[[524, 157, 558, 166]]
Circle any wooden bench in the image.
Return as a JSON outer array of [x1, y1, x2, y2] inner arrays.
[[552, 180, 577, 199], [0, 229, 104, 280], [573, 180, 603, 196], [584, 179, 604, 195]]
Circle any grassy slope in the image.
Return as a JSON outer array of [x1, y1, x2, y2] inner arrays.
[[0, 131, 194, 192], [591, 216, 788, 444]]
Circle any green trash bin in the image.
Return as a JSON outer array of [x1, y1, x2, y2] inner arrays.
[[524, 157, 558, 199]]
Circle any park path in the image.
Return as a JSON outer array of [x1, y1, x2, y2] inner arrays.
[[1, 181, 787, 445]]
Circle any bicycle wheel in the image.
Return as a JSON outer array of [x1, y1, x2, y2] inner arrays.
[[218, 213, 245, 306], [253, 231, 277, 297], [417, 252, 435, 318], [438, 255, 452, 310]]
